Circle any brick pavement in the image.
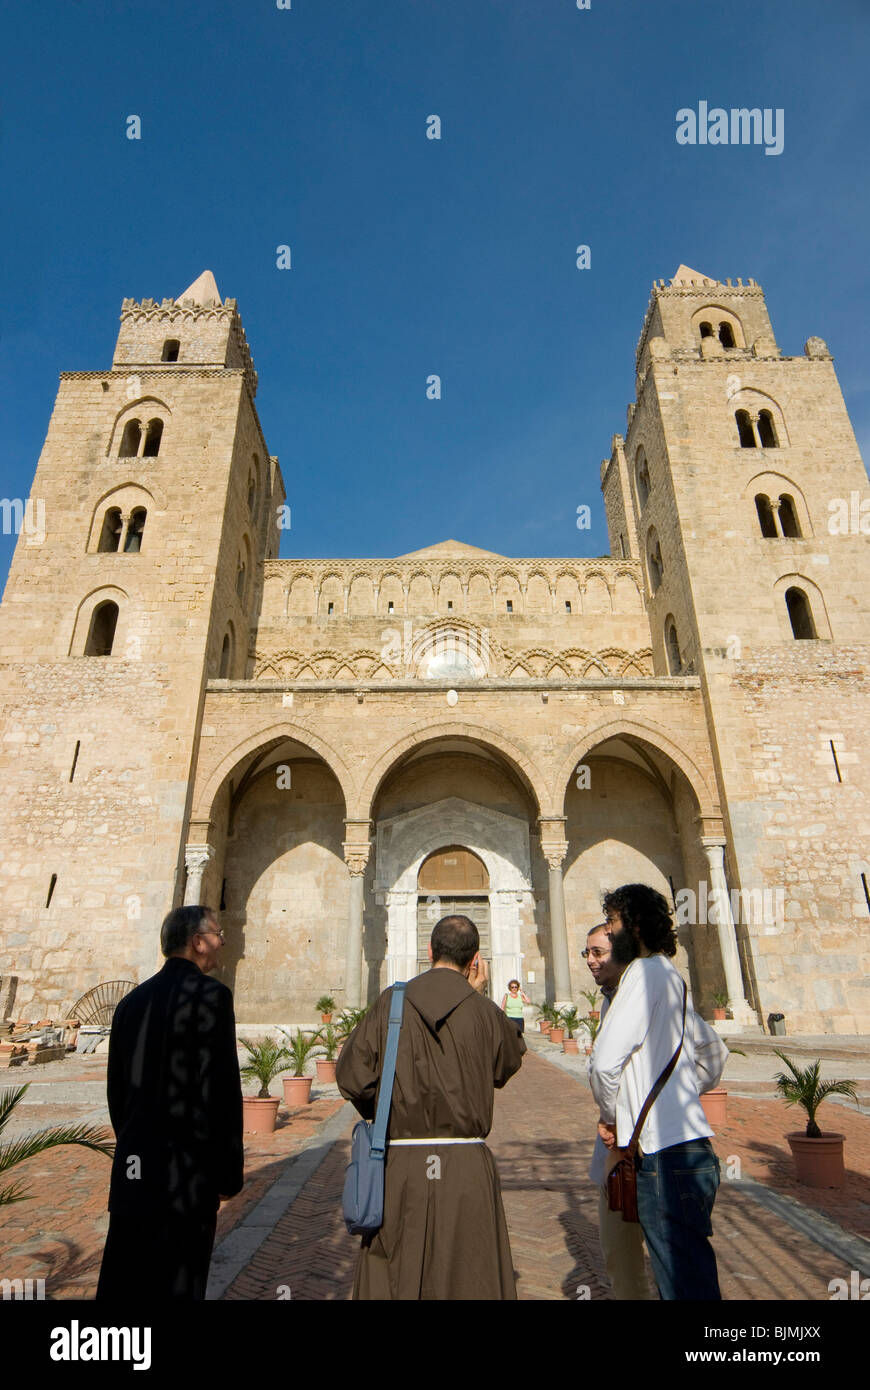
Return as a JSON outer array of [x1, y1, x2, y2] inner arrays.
[[4, 1041, 869, 1301], [0, 1071, 344, 1299], [217, 1048, 870, 1300]]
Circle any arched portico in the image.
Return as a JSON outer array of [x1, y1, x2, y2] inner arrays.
[[554, 721, 755, 1026]]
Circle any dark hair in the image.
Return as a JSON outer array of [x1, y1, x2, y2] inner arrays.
[[507, 979, 520, 989], [160, 905, 217, 957], [431, 915, 479, 970], [602, 884, 677, 957]]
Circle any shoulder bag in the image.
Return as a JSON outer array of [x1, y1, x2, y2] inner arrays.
[[606, 977, 687, 1223], [342, 982, 406, 1236]]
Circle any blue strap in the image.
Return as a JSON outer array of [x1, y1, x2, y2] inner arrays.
[[370, 983, 406, 1158]]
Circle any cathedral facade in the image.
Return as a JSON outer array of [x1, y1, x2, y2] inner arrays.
[[1, 266, 868, 1033]]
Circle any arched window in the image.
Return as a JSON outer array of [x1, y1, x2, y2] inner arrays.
[[785, 587, 816, 640], [124, 508, 147, 553], [719, 321, 736, 348], [636, 450, 651, 509], [119, 419, 141, 457], [699, 321, 714, 339], [757, 410, 778, 448], [247, 472, 257, 514], [665, 618, 682, 674], [647, 529, 663, 593], [143, 418, 164, 457], [84, 601, 119, 656], [755, 494, 777, 538], [236, 561, 246, 602], [778, 495, 801, 538], [161, 339, 180, 362], [735, 410, 756, 448], [98, 507, 123, 552], [219, 632, 232, 677]]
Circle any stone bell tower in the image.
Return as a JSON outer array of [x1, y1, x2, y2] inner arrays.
[[0, 272, 285, 1015], [602, 265, 870, 1033]]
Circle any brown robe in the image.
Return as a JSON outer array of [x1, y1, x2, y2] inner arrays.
[[336, 967, 525, 1300]]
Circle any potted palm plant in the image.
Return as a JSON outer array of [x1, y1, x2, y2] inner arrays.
[[1, 1083, 114, 1204], [774, 1050, 859, 1188], [240, 1037, 293, 1133], [581, 987, 600, 1021], [316, 995, 336, 1025], [579, 1013, 601, 1055], [336, 1005, 368, 1036], [314, 1022, 341, 1082], [279, 1029, 318, 1107], [558, 1007, 582, 1054], [535, 1002, 557, 1034], [711, 990, 729, 1022]]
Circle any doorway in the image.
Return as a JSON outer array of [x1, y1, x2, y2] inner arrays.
[[416, 845, 491, 992]]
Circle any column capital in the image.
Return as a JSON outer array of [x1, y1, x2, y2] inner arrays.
[[343, 844, 371, 875], [541, 843, 569, 871], [184, 843, 215, 873]]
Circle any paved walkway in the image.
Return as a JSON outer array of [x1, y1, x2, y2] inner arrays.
[[217, 1043, 870, 1301], [3, 1036, 870, 1300]]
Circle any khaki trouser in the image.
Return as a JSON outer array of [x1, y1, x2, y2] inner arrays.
[[598, 1184, 653, 1300]]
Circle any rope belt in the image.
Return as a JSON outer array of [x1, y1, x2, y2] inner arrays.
[[389, 1137, 486, 1146]]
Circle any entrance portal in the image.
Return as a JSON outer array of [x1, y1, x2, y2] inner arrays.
[[416, 846, 491, 991], [374, 796, 531, 1003]]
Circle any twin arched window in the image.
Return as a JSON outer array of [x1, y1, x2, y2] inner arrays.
[[736, 408, 779, 449], [97, 505, 148, 553], [755, 494, 801, 539], [119, 417, 164, 458], [700, 320, 736, 347]]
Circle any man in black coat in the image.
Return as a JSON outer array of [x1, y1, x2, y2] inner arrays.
[[96, 905, 244, 1301]]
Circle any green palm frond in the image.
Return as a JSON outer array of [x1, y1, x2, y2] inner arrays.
[[0, 1084, 115, 1206], [773, 1050, 859, 1137]]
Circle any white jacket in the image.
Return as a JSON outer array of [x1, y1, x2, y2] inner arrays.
[[588, 954, 728, 1158]]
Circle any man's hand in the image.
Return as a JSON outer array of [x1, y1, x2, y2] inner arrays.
[[597, 1120, 618, 1149], [466, 954, 489, 994]]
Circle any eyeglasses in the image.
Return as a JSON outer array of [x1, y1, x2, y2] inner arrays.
[[582, 947, 608, 960], [197, 926, 225, 943]]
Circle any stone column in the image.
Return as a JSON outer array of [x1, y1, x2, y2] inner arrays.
[[539, 818, 572, 1005], [701, 838, 756, 1028], [183, 844, 214, 906], [343, 820, 372, 1007]]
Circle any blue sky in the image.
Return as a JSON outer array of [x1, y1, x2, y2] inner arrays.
[[1, 0, 868, 584]]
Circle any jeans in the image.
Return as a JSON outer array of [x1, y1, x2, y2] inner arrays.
[[634, 1138, 721, 1300]]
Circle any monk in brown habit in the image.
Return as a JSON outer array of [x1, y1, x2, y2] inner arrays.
[[336, 914, 525, 1300]]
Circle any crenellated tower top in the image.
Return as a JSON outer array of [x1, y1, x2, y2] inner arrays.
[[113, 269, 258, 396]]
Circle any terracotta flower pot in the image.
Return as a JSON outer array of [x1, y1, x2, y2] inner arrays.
[[787, 1132, 846, 1188], [539, 1020, 552, 1033], [587, 1011, 600, 1021], [315, 1058, 337, 1082], [242, 1096, 281, 1134], [320, 1013, 333, 1024], [713, 1007, 726, 1021], [549, 1027, 564, 1045], [562, 1037, 579, 1054], [282, 1076, 313, 1106], [700, 1088, 728, 1127]]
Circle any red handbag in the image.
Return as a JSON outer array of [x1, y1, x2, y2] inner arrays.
[[606, 979, 687, 1223]]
